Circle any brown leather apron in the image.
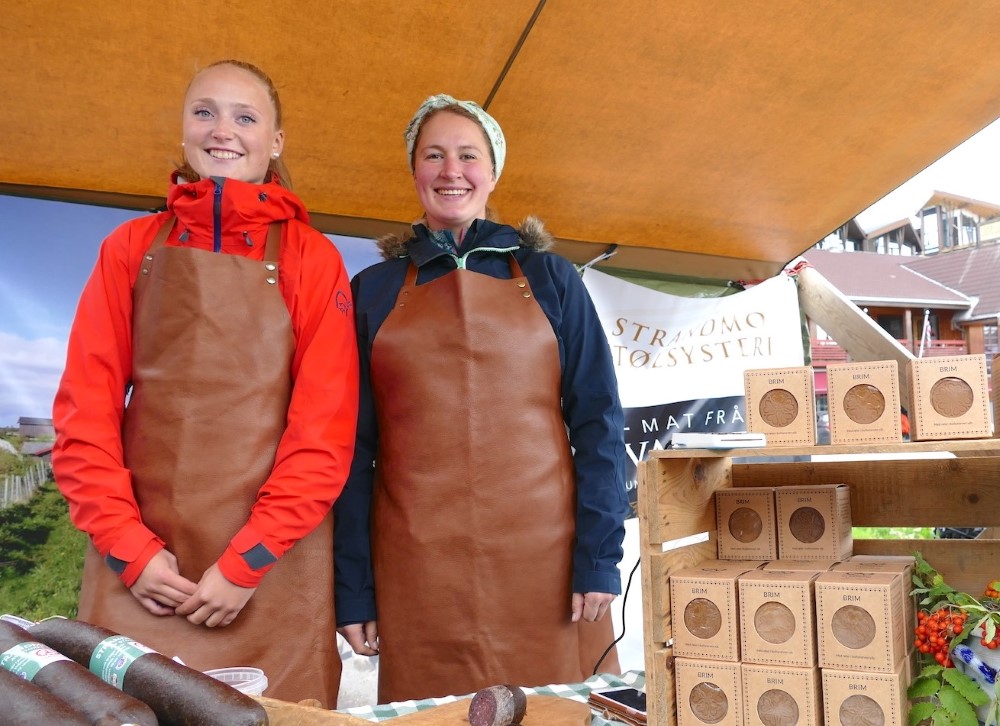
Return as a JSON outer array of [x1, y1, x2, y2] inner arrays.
[[370, 256, 618, 703], [77, 219, 340, 706]]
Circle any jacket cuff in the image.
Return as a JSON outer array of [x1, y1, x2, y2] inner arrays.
[[335, 596, 377, 628], [103, 528, 165, 588], [573, 569, 622, 596], [217, 525, 277, 588]]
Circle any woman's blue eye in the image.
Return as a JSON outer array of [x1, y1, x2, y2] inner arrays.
[[194, 108, 212, 118], [238, 115, 256, 124]]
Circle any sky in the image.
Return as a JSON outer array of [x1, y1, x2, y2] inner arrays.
[[0, 196, 381, 426], [3, 117, 1000, 426]]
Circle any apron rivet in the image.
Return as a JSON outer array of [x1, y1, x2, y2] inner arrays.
[[265, 277, 277, 285], [522, 291, 531, 298], [265, 263, 277, 271], [141, 268, 149, 275], [517, 281, 527, 288], [145, 254, 154, 261]]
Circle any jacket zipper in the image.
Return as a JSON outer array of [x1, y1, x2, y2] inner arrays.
[[212, 180, 223, 252], [452, 245, 518, 270]]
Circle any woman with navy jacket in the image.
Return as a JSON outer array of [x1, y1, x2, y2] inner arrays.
[[335, 94, 629, 703]]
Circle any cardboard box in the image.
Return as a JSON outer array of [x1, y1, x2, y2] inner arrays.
[[762, 559, 839, 572], [910, 354, 992, 441], [675, 658, 743, 726], [744, 366, 817, 446], [993, 354, 1000, 437], [832, 556, 916, 637], [671, 562, 762, 661], [826, 361, 902, 444], [715, 487, 777, 560], [738, 570, 819, 667], [741, 664, 821, 726], [821, 661, 908, 726], [814, 570, 907, 672], [774, 484, 852, 561]]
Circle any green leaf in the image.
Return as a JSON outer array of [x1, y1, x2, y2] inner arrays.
[[943, 668, 991, 706], [910, 677, 942, 699], [910, 701, 937, 726], [930, 708, 961, 726], [938, 685, 972, 714], [939, 684, 981, 725]]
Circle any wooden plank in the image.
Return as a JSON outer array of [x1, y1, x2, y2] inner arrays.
[[649, 439, 1000, 460], [643, 544, 717, 646], [385, 695, 590, 725], [253, 697, 371, 725], [645, 647, 675, 726], [855, 538, 1000, 596], [796, 264, 916, 407], [641, 456, 731, 545], [731, 457, 1000, 527]]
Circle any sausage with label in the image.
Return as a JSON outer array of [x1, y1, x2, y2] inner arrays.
[[29, 617, 268, 726], [0, 665, 92, 725], [0, 620, 158, 725]]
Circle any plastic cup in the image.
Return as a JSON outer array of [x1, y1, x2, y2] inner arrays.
[[203, 667, 269, 696]]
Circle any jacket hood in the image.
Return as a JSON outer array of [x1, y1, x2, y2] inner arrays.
[[166, 176, 310, 251], [375, 216, 555, 260]]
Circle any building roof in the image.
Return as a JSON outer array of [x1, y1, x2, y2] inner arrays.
[[865, 218, 921, 251], [20, 442, 53, 456], [802, 249, 970, 309], [921, 191, 1000, 220], [904, 243, 1000, 320]]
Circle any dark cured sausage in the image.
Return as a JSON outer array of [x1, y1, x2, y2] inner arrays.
[[29, 617, 268, 726], [0, 665, 92, 725], [467, 684, 528, 726], [0, 620, 158, 725]]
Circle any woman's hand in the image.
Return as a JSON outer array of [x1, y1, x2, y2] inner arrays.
[[129, 549, 198, 616], [174, 563, 256, 628], [338, 621, 379, 656], [572, 592, 615, 623]]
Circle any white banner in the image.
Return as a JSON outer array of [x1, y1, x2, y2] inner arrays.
[[582, 268, 805, 673], [582, 268, 805, 501]]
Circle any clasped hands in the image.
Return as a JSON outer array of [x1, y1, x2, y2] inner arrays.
[[129, 549, 256, 628]]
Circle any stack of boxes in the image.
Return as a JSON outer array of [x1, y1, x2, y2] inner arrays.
[[670, 484, 915, 725], [742, 353, 994, 445]]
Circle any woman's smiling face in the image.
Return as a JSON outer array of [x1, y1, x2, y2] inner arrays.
[[412, 110, 496, 239], [182, 63, 284, 184]]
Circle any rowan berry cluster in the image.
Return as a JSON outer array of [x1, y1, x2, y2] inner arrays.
[[914, 607, 966, 667]]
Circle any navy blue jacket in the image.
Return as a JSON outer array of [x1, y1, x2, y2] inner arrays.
[[334, 218, 629, 625]]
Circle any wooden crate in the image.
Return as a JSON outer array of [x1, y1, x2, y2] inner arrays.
[[637, 439, 1000, 726]]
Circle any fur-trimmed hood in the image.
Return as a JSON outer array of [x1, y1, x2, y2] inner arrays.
[[375, 216, 554, 260]]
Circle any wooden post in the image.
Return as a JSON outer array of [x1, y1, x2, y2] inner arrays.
[[795, 262, 916, 409]]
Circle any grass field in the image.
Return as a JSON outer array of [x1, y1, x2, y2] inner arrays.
[[853, 526, 935, 540], [0, 481, 85, 620]]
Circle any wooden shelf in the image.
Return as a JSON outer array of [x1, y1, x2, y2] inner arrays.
[[637, 438, 1000, 726]]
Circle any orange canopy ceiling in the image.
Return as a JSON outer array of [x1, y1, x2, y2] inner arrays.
[[4, 1, 1000, 281]]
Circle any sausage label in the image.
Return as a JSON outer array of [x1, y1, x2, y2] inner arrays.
[[89, 635, 155, 689], [0, 642, 72, 681]]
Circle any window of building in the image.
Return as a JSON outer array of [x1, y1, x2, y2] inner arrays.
[[985, 324, 999, 374], [876, 314, 904, 340]]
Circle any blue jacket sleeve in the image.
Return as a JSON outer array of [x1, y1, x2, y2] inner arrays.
[[544, 255, 630, 595], [333, 274, 378, 626]]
